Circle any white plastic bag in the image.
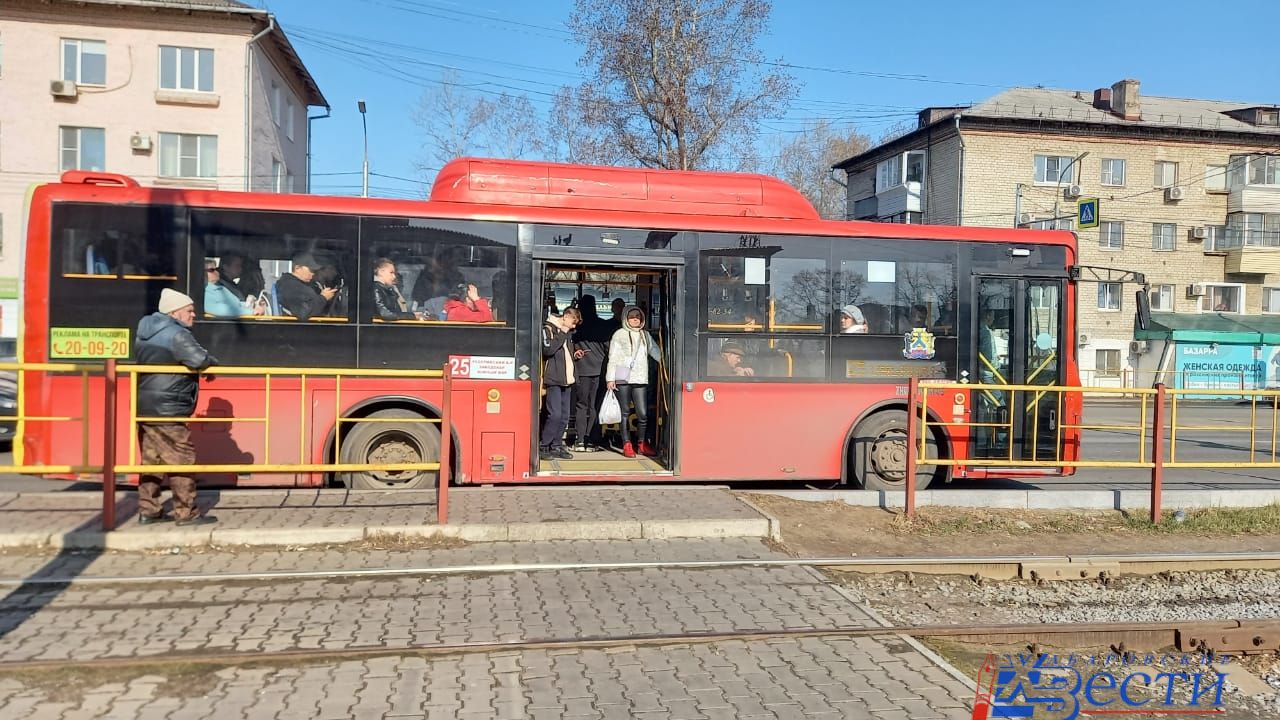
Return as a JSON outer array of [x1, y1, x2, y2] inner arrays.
[[598, 391, 622, 426]]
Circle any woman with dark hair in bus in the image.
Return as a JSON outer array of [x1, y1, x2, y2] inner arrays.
[[444, 283, 494, 322], [605, 306, 662, 458]]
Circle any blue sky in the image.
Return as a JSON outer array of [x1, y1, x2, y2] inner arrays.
[[252, 0, 1279, 199]]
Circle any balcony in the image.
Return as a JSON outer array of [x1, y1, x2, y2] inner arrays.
[[1228, 185, 1280, 214], [1221, 229, 1280, 274], [875, 181, 922, 217]]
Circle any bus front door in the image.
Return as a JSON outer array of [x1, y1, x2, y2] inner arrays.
[[972, 277, 1063, 463]]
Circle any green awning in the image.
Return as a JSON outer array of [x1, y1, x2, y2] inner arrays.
[[1136, 312, 1280, 344]]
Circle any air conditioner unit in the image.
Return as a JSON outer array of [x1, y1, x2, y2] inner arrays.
[[50, 80, 78, 98], [1165, 186, 1186, 202], [1129, 340, 1150, 354], [1192, 225, 1208, 240], [1077, 333, 1089, 345], [130, 133, 153, 151], [1018, 212, 1032, 225], [1187, 283, 1206, 298], [1063, 184, 1083, 199]]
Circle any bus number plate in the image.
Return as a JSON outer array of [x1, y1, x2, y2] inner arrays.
[[50, 327, 130, 359]]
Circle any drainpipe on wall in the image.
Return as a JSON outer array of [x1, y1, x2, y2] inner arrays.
[[953, 114, 965, 225], [244, 15, 277, 191], [306, 106, 331, 194]]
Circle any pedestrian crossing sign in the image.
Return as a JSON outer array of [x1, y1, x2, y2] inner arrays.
[[1077, 197, 1099, 229]]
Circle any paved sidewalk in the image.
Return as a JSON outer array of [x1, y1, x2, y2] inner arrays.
[[0, 487, 776, 550]]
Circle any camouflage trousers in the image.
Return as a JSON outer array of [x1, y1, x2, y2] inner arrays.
[[137, 422, 198, 521]]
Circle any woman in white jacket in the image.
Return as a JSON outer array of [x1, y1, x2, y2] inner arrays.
[[605, 305, 661, 458]]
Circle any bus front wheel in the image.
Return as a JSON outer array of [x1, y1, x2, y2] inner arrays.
[[851, 410, 937, 492], [337, 408, 441, 490]]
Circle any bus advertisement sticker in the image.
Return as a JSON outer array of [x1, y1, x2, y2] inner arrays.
[[49, 327, 130, 359]]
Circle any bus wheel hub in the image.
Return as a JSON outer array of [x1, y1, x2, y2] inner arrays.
[[870, 434, 907, 481], [367, 438, 421, 481]]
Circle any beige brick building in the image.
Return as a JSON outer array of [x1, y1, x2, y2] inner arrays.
[[836, 80, 1280, 388], [0, 0, 325, 340]]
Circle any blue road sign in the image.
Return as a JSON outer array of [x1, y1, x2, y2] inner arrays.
[[1078, 198, 1099, 229]]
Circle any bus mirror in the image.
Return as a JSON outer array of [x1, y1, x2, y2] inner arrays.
[[1135, 289, 1151, 332]]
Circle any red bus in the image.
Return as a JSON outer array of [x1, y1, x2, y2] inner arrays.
[[20, 158, 1079, 491]]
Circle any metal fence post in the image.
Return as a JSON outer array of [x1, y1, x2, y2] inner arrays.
[[102, 359, 118, 532], [1150, 382, 1166, 524], [437, 365, 452, 525], [904, 376, 919, 519]]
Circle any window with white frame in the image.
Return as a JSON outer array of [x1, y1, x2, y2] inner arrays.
[[1264, 288, 1280, 314], [1154, 160, 1178, 188], [59, 126, 105, 171], [1201, 283, 1244, 313], [1205, 164, 1227, 192], [159, 46, 213, 92], [285, 97, 296, 141], [270, 80, 282, 126], [875, 154, 901, 193], [1098, 282, 1122, 311], [1099, 221, 1123, 250], [272, 159, 290, 192], [1150, 284, 1174, 311], [158, 132, 217, 178], [1152, 223, 1177, 251], [1206, 224, 1227, 251], [905, 151, 924, 183], [1100, 158, 1126, 186], [1095, 349, 1121, 378], [61, 39, 106, 86], [1250, 155, 1280, 186], [1029, 218, 1074, 231], [1034, 154, 1075, 184]]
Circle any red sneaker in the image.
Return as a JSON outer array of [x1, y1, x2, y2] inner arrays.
[[622, 442, 636, 458], [638, 441, 658, 457]]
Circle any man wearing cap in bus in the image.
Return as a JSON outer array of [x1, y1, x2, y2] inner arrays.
[[276, 253, 337, 321], [133, 288, 218, 526], [707, 340, 755, 377]]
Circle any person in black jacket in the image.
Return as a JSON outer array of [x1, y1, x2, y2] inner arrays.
[[371, 258, 417, 320], [275, 253, 336, 320], [570, 296, 610, 451], [539, 307, 581, 461], [134, 288, 218, 526]]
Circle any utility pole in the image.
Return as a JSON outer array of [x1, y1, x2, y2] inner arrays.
[[358, 100, 369, 198], [1014, 184, 1023, 228]]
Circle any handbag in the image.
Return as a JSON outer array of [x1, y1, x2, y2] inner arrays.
[[598, 391, 623, 425]]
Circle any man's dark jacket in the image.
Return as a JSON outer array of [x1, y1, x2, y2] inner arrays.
[[276, 273, 326, 320], [134, 313, 217, 417]]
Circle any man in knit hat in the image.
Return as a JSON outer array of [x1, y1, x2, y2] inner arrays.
[[133, 288, 218, 525]]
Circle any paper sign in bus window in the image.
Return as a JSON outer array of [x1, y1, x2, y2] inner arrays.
[[867, 261, 896, 283]]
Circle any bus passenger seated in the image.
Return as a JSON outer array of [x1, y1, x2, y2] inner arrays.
[[204, 263, 246, 318], [372, 258, 417, 320], [275, 253, 337, 321], [444, 283, 494, 322], [839, 304, 868, 334], [707, 341, 754, 377]]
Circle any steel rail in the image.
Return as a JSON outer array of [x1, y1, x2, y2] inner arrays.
[[4, 551, 1279, 587], [0, 619, 1256, 673]]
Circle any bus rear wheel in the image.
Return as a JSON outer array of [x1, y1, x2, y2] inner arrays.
[[851, 410, 937, 492], [337, 408, 440, 490]]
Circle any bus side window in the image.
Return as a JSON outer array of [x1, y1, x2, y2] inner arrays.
[[192, 209, 357, 322]]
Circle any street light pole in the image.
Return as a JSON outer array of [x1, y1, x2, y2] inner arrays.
[[1053, 151, 1090, 225], [358, 100, 369, 198]]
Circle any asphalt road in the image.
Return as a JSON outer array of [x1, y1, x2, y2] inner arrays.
[[3, 402, 1279, 492]]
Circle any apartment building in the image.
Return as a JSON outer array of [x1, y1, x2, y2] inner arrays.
[[836, 79, 1280, 389], [0, 0, 326, 339]]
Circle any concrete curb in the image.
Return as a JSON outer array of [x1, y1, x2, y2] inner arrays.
[[732, 495, 784, 541], [757, 488, 1280, 511], [0, 517, 775, 551]]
